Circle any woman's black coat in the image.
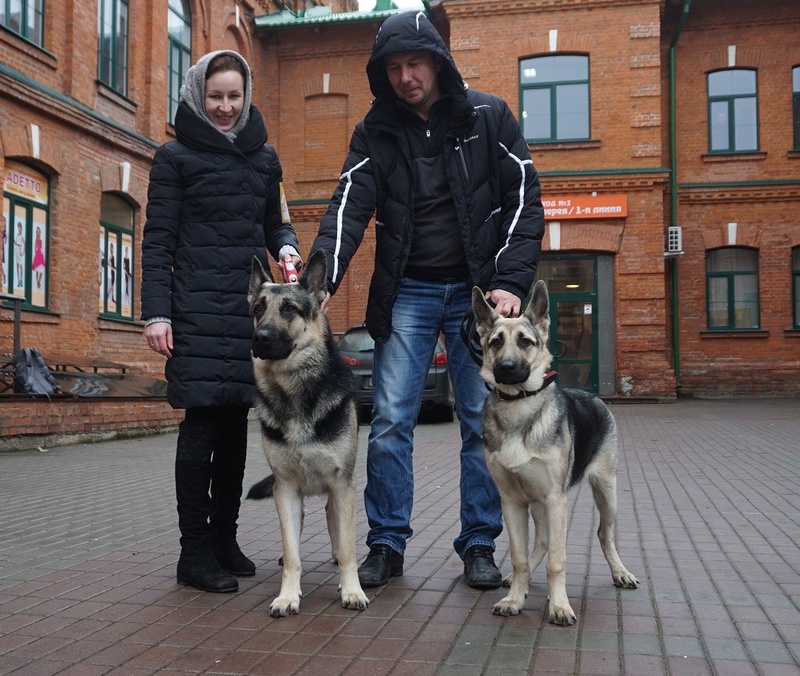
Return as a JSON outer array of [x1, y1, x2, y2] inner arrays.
[[141, 102, 298, 409]]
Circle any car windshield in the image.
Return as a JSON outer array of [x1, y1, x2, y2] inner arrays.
[[339, 329, 375, 353]]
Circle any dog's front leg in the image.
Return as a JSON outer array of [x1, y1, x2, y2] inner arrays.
[[545, 493, 575, 625], [492, 497, 530, 616], [270, 483, 304, 617], [328, 483, 369, 611]]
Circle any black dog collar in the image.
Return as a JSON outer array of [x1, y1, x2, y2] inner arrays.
[[495, 371, 558, 401]]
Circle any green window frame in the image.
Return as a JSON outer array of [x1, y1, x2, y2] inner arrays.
[[98, 0, 129, 96], [793, 247, 800, 329], [168, 0, 192, 125], [520, 54, 590, 143], [706, 247, 760, 330], [707, 69, 758, 153], [99, 194, 135, 321], [0, 0, 44, 46], [793, 66, 800, 150]]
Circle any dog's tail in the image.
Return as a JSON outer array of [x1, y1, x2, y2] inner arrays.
[[247, 475, 275, 500]]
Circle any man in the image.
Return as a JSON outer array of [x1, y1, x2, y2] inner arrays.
[[312, 11, 545, 589]]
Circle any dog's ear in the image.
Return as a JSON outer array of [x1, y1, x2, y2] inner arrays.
[[300, 250, 329, 304], [248, 256, 272, 305], [525, 280, 550, 335], [471, 286, 498, 338]]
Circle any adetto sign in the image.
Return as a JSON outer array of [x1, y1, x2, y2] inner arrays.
[[543, 194, 627, 220]]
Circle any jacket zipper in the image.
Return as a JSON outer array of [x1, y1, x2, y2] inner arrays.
[[455, 138, 470, 182]]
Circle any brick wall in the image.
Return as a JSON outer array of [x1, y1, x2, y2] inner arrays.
[[0, 398, 183, 451]]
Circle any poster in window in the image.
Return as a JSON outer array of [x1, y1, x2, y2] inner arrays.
[[99, 229, 107, 313], [12, 216, 26, 295], [30, 207, 47, 308], [121, 233, 133, 318], [106, 235, 117, 315], [1, 198, 9, 294]]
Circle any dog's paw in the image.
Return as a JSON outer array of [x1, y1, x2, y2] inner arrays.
[[613, 570, 639, 589], [341, 589, 369, 611], [547, 603, 577, 626], [492, 596, 524, 616], [269, 594, 301, 618]]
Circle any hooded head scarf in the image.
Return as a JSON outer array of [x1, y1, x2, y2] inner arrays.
[[180, 50, 253, 141]]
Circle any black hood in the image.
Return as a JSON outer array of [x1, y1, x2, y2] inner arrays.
[[366, 10, 466, 102]]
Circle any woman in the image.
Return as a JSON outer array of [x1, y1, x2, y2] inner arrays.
[[141, 50, 302, 593]]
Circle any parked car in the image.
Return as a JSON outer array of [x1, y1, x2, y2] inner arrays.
[[338, 325, 454, 423]]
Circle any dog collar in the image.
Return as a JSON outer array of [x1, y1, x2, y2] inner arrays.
[[495, 371, 558, 401]]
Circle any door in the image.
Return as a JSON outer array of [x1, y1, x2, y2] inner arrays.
[[535, 256, 598, 393], [549, 294, 597, 392]]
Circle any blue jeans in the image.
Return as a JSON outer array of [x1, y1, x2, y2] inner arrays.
[[364, 278, 503, 560]]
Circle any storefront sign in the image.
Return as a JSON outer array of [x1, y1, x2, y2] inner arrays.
[[4, 164, 48, 205], [543, 194, 627, 220]]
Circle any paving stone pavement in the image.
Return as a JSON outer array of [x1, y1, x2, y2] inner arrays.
[[0, 398, 799, 675]]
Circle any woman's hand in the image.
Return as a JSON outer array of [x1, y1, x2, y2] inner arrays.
[[144, 322, 173, 358]]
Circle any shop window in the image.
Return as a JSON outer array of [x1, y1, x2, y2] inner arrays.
[[2, 161, 50, 310], [98, 0, 129, 96], [99, 194, 135, 321], [168, 0, 192, 125], [707, 69, 758, 153], [793, 247, 800, 329], [0, 0, 44, 46], [706, 247, 759, 330], [519, 54, 590, 143], [793, 66, 800, 150]]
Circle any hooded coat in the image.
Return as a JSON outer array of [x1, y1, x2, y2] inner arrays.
[[141, 51, 298, 409], [312, 11, 545, 343]]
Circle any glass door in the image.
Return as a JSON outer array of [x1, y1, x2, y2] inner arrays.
[[535, 256, 598, 393]]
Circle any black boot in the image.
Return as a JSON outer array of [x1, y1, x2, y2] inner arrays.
[[210, 407, 256, 577], [463, 545, 502, 589], [358, 545, 404, 587], [175, 413, 238, 593]]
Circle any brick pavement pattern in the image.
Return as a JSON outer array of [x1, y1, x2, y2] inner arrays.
[[0, 399, 799, 675]]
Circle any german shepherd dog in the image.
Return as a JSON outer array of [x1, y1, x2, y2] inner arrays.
[[246, 250, 369, 617], [471, 280, 639, 625]]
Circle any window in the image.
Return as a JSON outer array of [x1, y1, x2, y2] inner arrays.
[[706, 248, 759, 330], [98, 0, 129, 96], [707, 69, 758, 153], [793, 67, 800, 150], [793, 247, 800, 329], [0, 0, 44, 46], [2, 161, 50, 309], [99, 194, 135, 320], [520, 55, 589, 143], [168, 0, 192, 125]]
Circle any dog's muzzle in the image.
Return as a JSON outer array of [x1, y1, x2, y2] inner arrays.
[[252, 326, 294, 360], [493, 359, 531, 385]]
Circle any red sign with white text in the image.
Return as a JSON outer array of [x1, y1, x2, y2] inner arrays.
[[543, 194, 627, 220]]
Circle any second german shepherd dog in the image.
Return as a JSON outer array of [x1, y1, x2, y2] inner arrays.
[[471, 280, 639, 625], [246, 250, 369, 617]]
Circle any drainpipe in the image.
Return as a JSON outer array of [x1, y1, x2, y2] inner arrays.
[[668, 0, 692, 391]]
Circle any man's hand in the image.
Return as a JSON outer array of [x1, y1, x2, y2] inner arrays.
[[485, 289, 522, 318], [144, 322, 173, 358], [320, 291, 332, 313]]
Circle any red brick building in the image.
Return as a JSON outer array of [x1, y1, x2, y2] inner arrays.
[[1, 0, 798, 447]]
